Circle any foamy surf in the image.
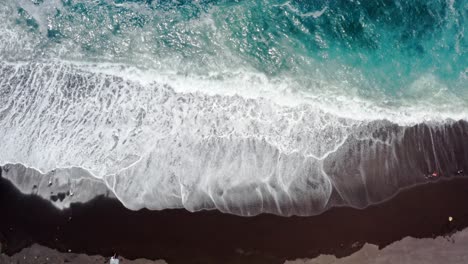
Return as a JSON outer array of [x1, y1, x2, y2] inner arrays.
[[0, 0, 467, 216], [1, 61, 467, 216]]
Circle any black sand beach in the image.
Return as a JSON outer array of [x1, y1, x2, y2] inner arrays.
[[2, 172, 468, 264]]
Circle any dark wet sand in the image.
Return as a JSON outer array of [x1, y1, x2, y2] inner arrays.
[[1, 175, 468, 264]]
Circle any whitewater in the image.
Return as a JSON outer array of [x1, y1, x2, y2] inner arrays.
[[0, 0, 467, 216]]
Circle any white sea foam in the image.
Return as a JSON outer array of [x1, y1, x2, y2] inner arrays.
[[0, 62, 353, 214], [14, 0, 64, 35], [74, 61, 468, 125], [0, 61, 466, 215], [277, 1, 328, 19]]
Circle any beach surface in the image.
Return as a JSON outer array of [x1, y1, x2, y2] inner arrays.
[[2, 228, 468, 264], [2, 174, 468, 263]]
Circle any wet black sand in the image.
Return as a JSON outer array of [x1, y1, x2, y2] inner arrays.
[[2, 172, 468, 264]]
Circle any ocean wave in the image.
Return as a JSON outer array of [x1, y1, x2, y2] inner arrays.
[[1, 62, 467, 216]]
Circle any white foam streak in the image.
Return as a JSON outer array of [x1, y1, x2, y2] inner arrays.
[[1, 62, 356, 214], [1, 60, 466, 215], [73, 61, 468, 125]]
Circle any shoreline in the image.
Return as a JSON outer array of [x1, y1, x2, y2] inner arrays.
[[2, 228, 468, 264], [3, 119, 468, 216], [2, 175, 468, 263]]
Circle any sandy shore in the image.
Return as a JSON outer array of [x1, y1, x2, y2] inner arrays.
[[0, 243, 167, 264], [287, 227, 468, 264], [2, 227, 468, 264], [1, 174, 468, 263]]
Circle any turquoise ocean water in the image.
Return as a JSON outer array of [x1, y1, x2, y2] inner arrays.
[[2, 0, 467, 114]]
